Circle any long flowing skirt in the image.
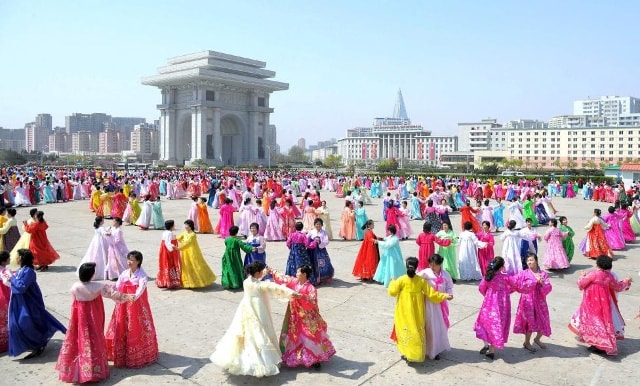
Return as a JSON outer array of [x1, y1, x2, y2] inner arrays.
[[280, 307, 336, 367], [310, 247, 334, 285], [56, 298, 109, 383], [285, 244, 317, 285], [0, 286, 8, 352], [156, 241, 182, 289], [105, 284, 158, 368]]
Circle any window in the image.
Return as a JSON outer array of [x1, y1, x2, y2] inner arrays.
[[258, 97, 266, 107], [205, 90, 215, 101]]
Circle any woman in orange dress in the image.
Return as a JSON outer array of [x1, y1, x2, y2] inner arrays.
[[339, 201, 356, 240], [24, 211, 60, 271], [196, 197, 214, 234]]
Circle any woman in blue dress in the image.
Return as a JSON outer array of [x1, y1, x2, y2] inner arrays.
[[307, 218, 334, 284], [2, 249, 66, 359], [410, 192, 424, 220], [43, 181, 56, 203], [492, 197, 506, 231], [355, 201, 369, 241], [373, 225, 406, 288], [244, 222, 267, 267]]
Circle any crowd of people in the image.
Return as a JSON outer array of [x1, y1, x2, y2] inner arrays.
[[0, 166, 638, 382]]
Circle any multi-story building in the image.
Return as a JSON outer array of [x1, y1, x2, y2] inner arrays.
[[504, 119, 547, 129], [98, 128, 125, 154], [130, 124, 159, 155], [0, 127, 26, 152], [297, 138, 306, 150], [548, 115, 608, 128], [49, 127, 71, 153], [71, 131, 98, 153], [311, 145, 338, 161], [337, 91, 458, 167], [573, 96, 640, 126], [489, 126, 640, 169], [65, 113, 111, 135], [25, 122, 50, 152], [35, 113, 52, 132], [457, 118, 502, 152]]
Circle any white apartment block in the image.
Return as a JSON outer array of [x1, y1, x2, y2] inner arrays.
[[72, 131, 98, 153], [25, 122, 49, 152], [504, 119, 547, 129], [489, 126, 640, 169], [457, 119, 502, 152], [130, 125, 159, 155], [573, 96, 640, 126], [310, 145, 337, 161], [548, 115, 607, 128]]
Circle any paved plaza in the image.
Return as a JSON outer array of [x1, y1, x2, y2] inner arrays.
[[1, 191, 639, 385]]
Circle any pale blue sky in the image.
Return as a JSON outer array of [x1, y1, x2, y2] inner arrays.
[[1, 0, 639, 151]]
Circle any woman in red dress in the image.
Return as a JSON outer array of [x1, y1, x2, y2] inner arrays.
[[24, 211, 60, 271], [459, 200, 481, 233], [156, 220, 182, 289], [105, 250, 158, 368], [352, 220, 381, 280], [56, 263, 129, 383]]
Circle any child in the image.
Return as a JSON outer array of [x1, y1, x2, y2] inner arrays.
[[558, 216, 575, 262], [457, 221, 487, 281], [473, 256, 518, 360], [542, 219, 570, 270], [221, 225, 255, 289], [156, 220, 182, 289], [177, 220, 216, 289], [0, 251, 10, 352], [285, 222, 317, 285], [417, 254, 454, 360], [244, 223, 267, 268], [352, 219, 381, 281], [56, 262, 129, 383], [415, 223, 451, 271], [388, 257, 452, 363], [307, 218, 334, 284], [105, 251, 158, 368], [514, 253, 552, 353], [373, 225, 406, 288]]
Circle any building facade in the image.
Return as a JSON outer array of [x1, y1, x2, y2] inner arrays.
[[49, 127, 71, 153], [490, 126, 640, 169], [548, 115, 608, 128], [71, 131, 97, 153], [130, 124, 159, 155], [65, 113, 111, 135], [457, 119, 502, 152], [0, 127, 26, 152], [98, 128, 125, 154], [573, 96, 640, 126], [142, 50, 288, 166]]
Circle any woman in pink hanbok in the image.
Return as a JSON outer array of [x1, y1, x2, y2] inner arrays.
[[417, 253, 454, 360], [264, 200, 284, 241], [568, 256, 632, 356], [215, 199, 236, 238], [566, 181, 576, 198], [384, 200, 406, 239], [476, 221, 495, 277], [270, 265, 336, 368], [301, 200, 317, 233], [602, 206, 625, 250], [397, 201, 413, 240], [514, 253, 552, 352], [617, 204, 636, 242], [415, 223, 451, 271], [542, 219, 569, 270], [105, 218, 129, 280], [480, 200, 495, 232], [473, 256, 518, 360], [279, 200, 296, 239]]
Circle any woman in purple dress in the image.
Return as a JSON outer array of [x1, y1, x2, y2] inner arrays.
[[514, 253, 552, 352], [473, 256, 518, 360]]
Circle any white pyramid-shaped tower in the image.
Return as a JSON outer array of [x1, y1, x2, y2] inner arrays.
[[393, 89, 409, 120]]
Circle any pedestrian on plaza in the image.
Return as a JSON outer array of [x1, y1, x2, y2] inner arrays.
[[156, 220, 182, 289], [352, 219, 381, 281], [177, 219, 216, 288]]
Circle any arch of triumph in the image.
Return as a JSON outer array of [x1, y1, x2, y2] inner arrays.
[[142, 51, 288, 165]]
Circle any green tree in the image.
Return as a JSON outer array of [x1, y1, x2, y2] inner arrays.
[[377, 158, 399, 173], [288, 146, 308, 163], [323, 154, 343, 171], [189, 158, 209, 169]]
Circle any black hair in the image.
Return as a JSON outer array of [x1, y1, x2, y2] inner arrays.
[[558, 216, 567, 223], [184, 219, 195, 230], [481, 220, 490, 228], [406, 257, 418, 278], [270, 199, 277, 210], [229, 225, 240, 236], [113, 217, 123, 226], [298, 265, 312, 279], [250, 222, 259, 231], [256, 198, 262, 205], [79, 262, 96, 282], [429, 253, 444, 265], [427, 199, 434, 207], [387, 224, 397, 235], [295, 221, 304, 231], [442, 221, 452, 230], [7, 208, 16, 217], [314, 218, 323, 226], [525, 218, 533, 224], [423, 223, 432, 232], [93, 216, 104, 229], [549, 218, 558, 227], [127, 250, 143, 268], [484, 199, 489, 206], [485, 256, 505, 281], [165, 220, 175, 230], [29, 208, 38, 217], [18, 249, 34, 268], [345, 200, 351, 207], [527, 252, 539, 264], [362, 219, 374, 230], [507, 220, 516, 230], [596, 255, 613, 270], [608, 206, 615, 214], [0, 251, 9, 265], [244, 197, 252, 205], [594, 208, 601, 216], [246, 260, 266, 276], [285, 199, 293, 206], [35, 211, 45, 222], [225, 198, 232, 205], [463, 221, 472, 231]]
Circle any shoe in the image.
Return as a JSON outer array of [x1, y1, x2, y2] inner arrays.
[[452, 279, 457, 284], [485, 352, 495, 360], [434, 354, 441, 360], [23, 346, 45, 359], [313, 363, 321, 369], [479, 345, 490, 355], [523, 343, 537, 353], [534, 338, 547, 349]]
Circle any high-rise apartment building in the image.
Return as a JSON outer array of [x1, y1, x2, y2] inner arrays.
[[99, 128, 125, 154], [71, 131, 98, 153], [297, 138, 306, 150], [457, 119, 502, 152], [35, 113, 52, 131], [130, 124, 159, 154], [49, 127, 71, 153], [573, 96, 640, 126], [65, 113, 111, 134]]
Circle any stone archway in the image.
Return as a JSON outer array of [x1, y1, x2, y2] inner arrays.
[[220, 115, 243, 165], [180, 114, 192, 163]]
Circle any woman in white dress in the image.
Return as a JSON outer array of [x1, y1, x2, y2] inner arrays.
[[507, 198, 526, 229], [211, 261, 296, 377], [135, 195, 153, 230], [457, 221, 487, 281], [500, 220, 524, 275], [13, 181, 31, 207], [78, 216, 110, 280]]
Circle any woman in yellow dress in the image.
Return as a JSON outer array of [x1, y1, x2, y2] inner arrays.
[[9, 208, 38, 266], [388, 257, 453, 363], [177, 219, 216, 288]]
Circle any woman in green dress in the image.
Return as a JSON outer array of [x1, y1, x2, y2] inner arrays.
[[435, 221, 459, 282]]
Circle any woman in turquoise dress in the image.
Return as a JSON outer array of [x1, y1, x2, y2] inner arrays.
[[373, 225, 405, 288], [355, 201, 369, 241]]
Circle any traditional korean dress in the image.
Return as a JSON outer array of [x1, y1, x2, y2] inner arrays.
[[285, 231, 317, 285], [216, 203, 236, 238], [339, 206, 355, 240], [473, 272, 518, 349], [352, 228, 380, 280], [457, 230, 486, 281], [354, 207, 368, 241], [307, 228, 334, 284], [415, 232, 451, 271], [264, 207, 284, 241], [388, 274, 449, 362], [25, 220, 60, 267], [244, 234, 267, 268], [476, 230, 495, 277], [500, 228, 523, 275], [513, 268, 552, 338], [274, 274, 336, 367], [373, 235, 405, 288], [315, 206, 333, 240], [151, 201, 165, 230], [542, 227, 569, 269], [210, 277, 295, 377], [156, 230, 181, 289], [105, 267, 158, 368], [0, 266, 10, 352], [435, 229, 459, 280], [177, 230, 216, 288], [417, 268, 454, 359], [580, 216, 613, 259], [507, 201, 526, 229], [77, 227, 110, 280], [602, 212, 625, 250], [559, 223, 575, 262]]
